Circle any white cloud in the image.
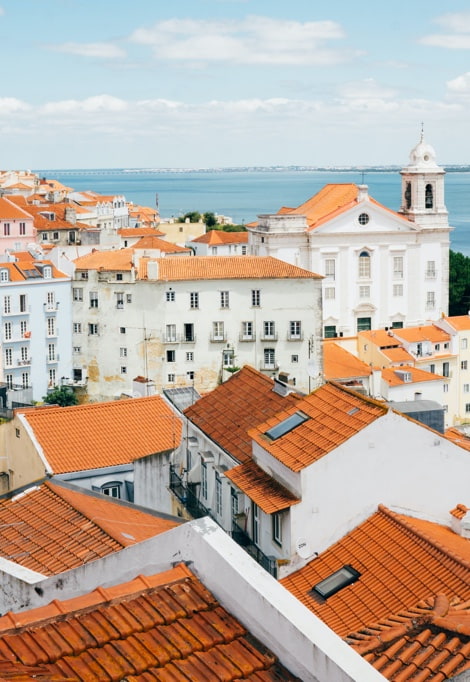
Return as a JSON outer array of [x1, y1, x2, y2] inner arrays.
[[420, 12, 470, 49], [41, 95, 128, 114], [447, 72, 470, 93], [338, 78, 397, 100], [47, 42, 126, 59], [0, 97, 30, 114], [129, 15, 359, 66], [434, 12, 470, 33]]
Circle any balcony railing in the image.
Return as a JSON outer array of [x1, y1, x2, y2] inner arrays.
[[209, 332, 227, 343], [231, 521, 277, 578], [169, 466, 210, 519], [260, 333, 278, 342], [260, 362, 279, 372], [239, 333, 256, 342], [287, 332, 304, 341]]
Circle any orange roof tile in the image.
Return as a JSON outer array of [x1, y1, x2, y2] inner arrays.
[[19, 395, 182, 474], [450, 503, 469, 520], [380, 347, 416, 364], [347, 594, 470, 681], [0, 564, 297, 681], [184, 366, 299, 463], [157, 255, 321, 281], [191, 230, 249, 245], [249, 382, 387, 472], [133, 235, 191, 253], [323, 342, 371, 380], [382, 365, 443, 386], [442, 315, 470, 332], [226, 460, 300, 514], [0, 197, 33, 220], [74, 248, 134, 271], [0, 481, 178, 576], [393, 325, 450, 344], [445, 428, 470, 452], [358, 329, 402, 348], [119, 227, 165, 237], [280, 505, 470, 639]]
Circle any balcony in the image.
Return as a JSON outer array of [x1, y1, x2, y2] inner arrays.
[[260, 333, 278, 342], [44, 303, 59, 312], [287, 332, 304, 342], [209, 332, 227, 343], [260, 362, 279, 372], [239, 333, 256, 342], [169, 466, 210, 519], [17, 359, 31, 366], [231, 521, 277, 578]]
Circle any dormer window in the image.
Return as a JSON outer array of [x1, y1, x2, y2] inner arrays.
[[0, 270, 8, 282], [43, 266, 52, 279]]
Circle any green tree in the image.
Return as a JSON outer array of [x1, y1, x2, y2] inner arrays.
[[178, 211, 201, 223], [43, 385, 78, 407], [449, 249, 470, 315], [203, 211, 217, 228]]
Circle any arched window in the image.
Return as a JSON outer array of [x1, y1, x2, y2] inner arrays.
[[405, 182, 411, 209], [425, 184, 433, 209], [358, 251, 371, 278]]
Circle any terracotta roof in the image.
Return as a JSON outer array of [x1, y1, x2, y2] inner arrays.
[[0, 259, 67, 282], [280, 505, 470, 639], [19, 395, 182, 474], [184, 366, 299, 464], [393, 325, 450, 344], [74, 248, 134, 272], [119, 227, 164, 237], [380, 347, 416, 364], [0, 564, 297, 681], [225, 460, 300, 514], [133, 235, 191, 253], [249, 382, 387, 472], [445, 428, 470, 452], [347, 594, 470, 681], [323, 342, 371, 380], [156, 256, 321, 281], [450, 503, 469, 520], [191, 230, 249, 245], [0, 196, 33, 220], [382, 365, 443, 386], [442, 315, 470, 332], [358, 329, 401, 348], [0, 481, 178, 576]]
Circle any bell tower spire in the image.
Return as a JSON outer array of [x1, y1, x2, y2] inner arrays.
[[399, 131, 448, 229]]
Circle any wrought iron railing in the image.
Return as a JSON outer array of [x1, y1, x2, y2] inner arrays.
[[169, 466, 210, 519], [231, 521, 277, 578]]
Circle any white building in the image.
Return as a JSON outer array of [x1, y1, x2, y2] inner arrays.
[[248, 135, 451, 337], [0, 253, 72, 402], [71, 253, 323, 400], [187, 229, 248, 256]]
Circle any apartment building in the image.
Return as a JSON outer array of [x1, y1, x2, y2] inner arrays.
[[71, 252, 323, 400]]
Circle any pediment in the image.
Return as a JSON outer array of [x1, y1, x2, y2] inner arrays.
[[312, 201, 417, 235]]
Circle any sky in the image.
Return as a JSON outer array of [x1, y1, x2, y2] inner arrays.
[[2, 0, 470, 169]]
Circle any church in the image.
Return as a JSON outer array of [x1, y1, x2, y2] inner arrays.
[[248, 134, 451, 338]]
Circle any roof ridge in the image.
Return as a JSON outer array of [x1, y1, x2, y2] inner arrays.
[[378, 505, 470, 572]]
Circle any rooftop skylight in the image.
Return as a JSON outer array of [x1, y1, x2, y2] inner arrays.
[[311, 565, 361, 600], [264, 411, 309, 441]]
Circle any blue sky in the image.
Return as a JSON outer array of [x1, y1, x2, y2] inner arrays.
[[2, 0, 470, 168]]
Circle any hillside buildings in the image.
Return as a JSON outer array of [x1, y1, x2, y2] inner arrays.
[[248, 134, 451, 337]]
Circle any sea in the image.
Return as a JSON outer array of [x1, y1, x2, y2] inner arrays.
[[34, 167, 470, 255]]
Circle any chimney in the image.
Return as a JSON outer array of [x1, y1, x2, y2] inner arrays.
[[450, 504, 470, 538], [357, 185, 369, 201]]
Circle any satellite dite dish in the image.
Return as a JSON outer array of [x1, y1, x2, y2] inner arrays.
[[296, 537, 312, 560], [307, 360, 318, 378]]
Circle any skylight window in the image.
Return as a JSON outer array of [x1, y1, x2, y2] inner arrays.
[[347, 407, 360, 415], [312, 565, 361, 600], [265, 411, 309, 440]]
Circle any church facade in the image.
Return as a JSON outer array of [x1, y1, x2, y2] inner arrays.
[[248, 135, 451, 338]]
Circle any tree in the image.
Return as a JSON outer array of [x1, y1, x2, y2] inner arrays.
[[203, 212, 217, 228], [449, 249, 470, 316], [177, 211, 201, 223], [43, 385, 78, 407]]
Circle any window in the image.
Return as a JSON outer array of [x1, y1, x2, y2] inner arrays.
[[102, 483, 121, 499], [291, 354, 299, 363], [252, 503, 260, 546], [312, 565, 361, 600], [73, 288, 83, 302], [426, 291, 435, 309], [443, 362, 450, 377], [80, 271, 88, 280], [47, 291, 55, 307], [19, 294, 27, 312], [211, 246, 218, 255], [242, 321, 253, 339], [359, 285, 370, 299], [462, 361, 468, 370], [241, 245, 247, 255], [405, 182, 411, 209], [220, 291, 229, 308], [3, 223, 10, 236], [52, 231, 59, 241], [166, 349, 175, 362], [126, 294, 132, 303], [186, 352, 194, 362], [263, 348, 276, 369], [0, 270, 8, 282], [167, 373, 175, 382], [5, 375, 12, 389], [466, 403, 470, 414], [166, 290, 175, 302], [393, 256, 403, 279], [47, 318, 55, 336], [43, 267, 52, 279], [265, 411, 309, 440], [73, 323, 82, 333], [187, 370, 195, 381], [430, 364, 435, 373], [20, 320, 28, 338], [49, 369, 56, 386], [391, 321, 403, 329], [184, 323, 194, 342], [19, 222, 26, 235], [425, 183, 433, 209], [289, 321, 302, 339], [116, 293, 124, 309], [443, 384, 449, 393], [393, 284, 403, 297], [324, 325, 337, 338], [216, 473, 222, 516], [223, 350, 234, 367], [120, 347, 127, 358], [20, 346, 28, 363], [358, 213, 369, 225], [190, 292, 199, 309], [116, 273, 123, 281], [88, 323, 99, 335], [251, 289, 261, 307], [462, 338, 468, 350], [3, 296, 10, 314], [120, 326, 126, 334], [22, 373, 29, 388], [357, 317, 371, 332], [201, 462, 208, 499], [273, 513, 282, 545], [166, 324, 177, 342], [444, 343, 449, 349], [212, 321, 225, 341], [231, 488, 239, 520], [4, 322, 11, 340], [426, 261, 436, 278], [324, 259, 335, 280], [263, 321, 276, 339], [73, 346, 81, 354], [73, 369, 83, 382], [435, 344, 440, 351], [465, 384, 470, 393], [325, 287, 335, 300], [48, 344, 55, 361], [4, 348, 12, 366], [358, 251, 371, 278], [121, 366, 127, 374]]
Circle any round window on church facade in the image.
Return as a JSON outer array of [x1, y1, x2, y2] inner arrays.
[[358, 213, 370, 225]]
